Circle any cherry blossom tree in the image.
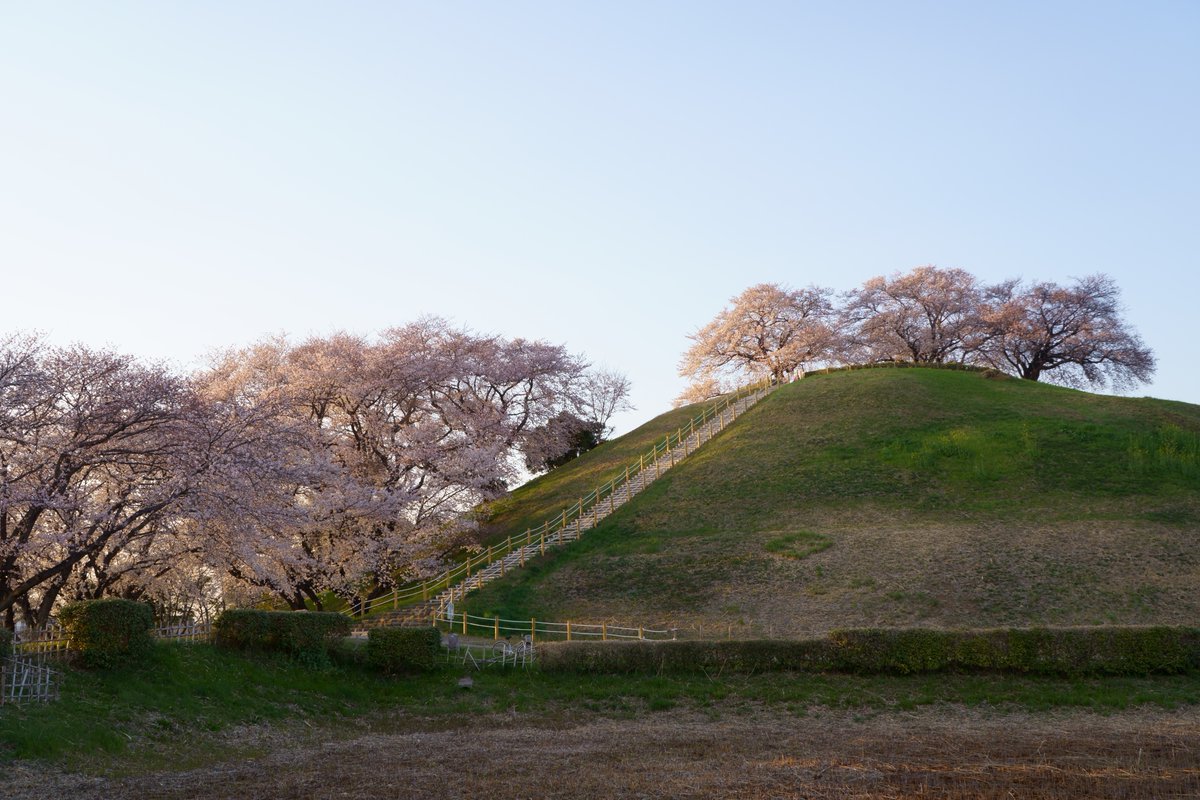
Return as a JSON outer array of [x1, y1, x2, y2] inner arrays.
[[977, 274, 1155, 389], [843, 266, 984, 364], [679, 283, 841, 398], [0, 336, 297, 628], [193, 320, 621, 611], [521, 368, 633, 471]]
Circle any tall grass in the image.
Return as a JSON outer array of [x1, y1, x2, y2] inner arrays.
[[1128, 424, 1200, 478]]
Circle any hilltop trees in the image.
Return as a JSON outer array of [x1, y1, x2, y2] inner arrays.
[[842, 266, 983, 364], [977, 275, 1156, 389], [680, 268, 1154, 396], [678, 283, 841, 400]]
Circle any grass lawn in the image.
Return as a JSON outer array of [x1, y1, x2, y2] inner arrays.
[[3, 641, 1200, 773]]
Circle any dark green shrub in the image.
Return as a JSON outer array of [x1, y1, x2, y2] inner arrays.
[[0, 627, 12, 653], [986, 626, 1200, 675], [58, 599, 155, 669], [538, 639, 838, 674], [830, 626, 1200, 676], [828, 628, 957, 674], [539, 627, 1200, 676], [332, 636, 369, 667], [213, 610, 351, 666], [367, 627, 441, 674]]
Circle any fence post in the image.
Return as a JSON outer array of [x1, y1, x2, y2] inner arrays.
[[602, 623, 607, 641], [638, 626, 644, 640], [530, 618, 537, 643], [566, 621, 572, 641], [540, 533, 545, 555], [462, 613, 468, 636], [494, 616, 499, 639], [392, 588, 398, 610]]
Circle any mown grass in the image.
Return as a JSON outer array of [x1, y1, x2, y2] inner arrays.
[[463, 369, 1200, 631], [3, 642, 1198, 771]]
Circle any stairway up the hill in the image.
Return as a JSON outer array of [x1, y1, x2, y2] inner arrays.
[[361, 384, 773, 630]]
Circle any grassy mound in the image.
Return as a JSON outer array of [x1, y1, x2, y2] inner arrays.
[[478, 398, 717, 541], [466, 368, 1200, 634]]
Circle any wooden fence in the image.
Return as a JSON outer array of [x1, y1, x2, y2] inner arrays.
[[2, 620, 214, 705], [1, 653, 60, 705], [432, 611, 675, 643]]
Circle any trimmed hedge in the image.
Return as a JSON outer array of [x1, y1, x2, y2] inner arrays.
[[213, 610, 351, 665], [367, 627, 441, 674], [538, 626, 1200, 677], [828, 627, 1200, 675], [58, 599, 155, 669], [538, 639, 837, 675]]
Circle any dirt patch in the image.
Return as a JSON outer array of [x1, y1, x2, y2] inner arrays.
[[8, 706, 1198, 799]]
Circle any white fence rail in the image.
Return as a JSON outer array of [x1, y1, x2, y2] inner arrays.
[[1, 653, 61, 705], [153, 620, 213, 642], [3, 620, 214, 705]]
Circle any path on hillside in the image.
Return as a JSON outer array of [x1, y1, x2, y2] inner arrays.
[[364, 383, 772, 629]]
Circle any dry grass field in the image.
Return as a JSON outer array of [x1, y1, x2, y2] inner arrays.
[[6, 705, 1198, 799]]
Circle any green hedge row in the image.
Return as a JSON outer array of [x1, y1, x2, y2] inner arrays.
[[59, 599, 155, 669], [214, 610, 351, 665], [538, 626, 1200, 677], [367, 627, 441, 674]]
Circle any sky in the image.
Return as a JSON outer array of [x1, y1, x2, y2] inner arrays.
[[2, 1, 1197, 435]]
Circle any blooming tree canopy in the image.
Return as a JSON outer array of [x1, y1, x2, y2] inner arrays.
[[678, 283, 841, 401], [0, 321, 628, 626], [978, 275, 1156, 389]]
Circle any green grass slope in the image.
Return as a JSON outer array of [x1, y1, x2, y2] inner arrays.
[[478, 398, 718, 540], [465, 368, 1200, 635]]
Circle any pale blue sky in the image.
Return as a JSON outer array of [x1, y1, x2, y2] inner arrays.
[[2, 2, 1197, 434]]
